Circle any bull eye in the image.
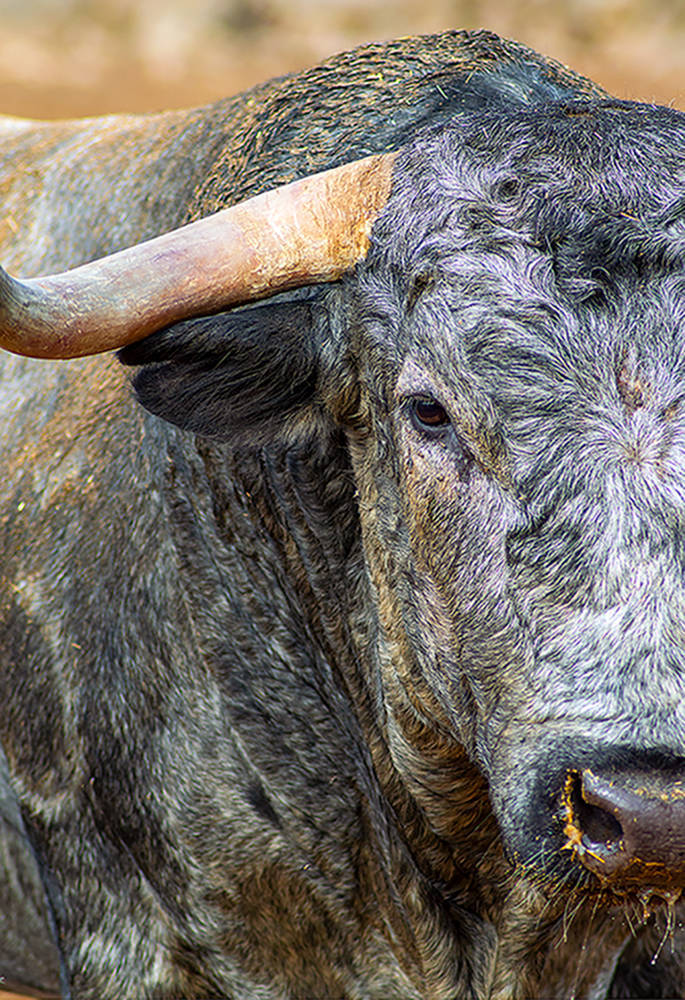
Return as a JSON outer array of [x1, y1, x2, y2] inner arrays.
[[406, 395, 475, 474], [410, 397, 451, 433]]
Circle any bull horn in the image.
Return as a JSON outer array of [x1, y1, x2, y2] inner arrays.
[[0, 151, 397, 359]]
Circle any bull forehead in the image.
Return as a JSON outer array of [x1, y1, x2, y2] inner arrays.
[[361, 97, 685, 356], [384, 97, 685, 247]]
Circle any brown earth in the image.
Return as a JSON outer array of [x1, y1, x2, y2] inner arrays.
[[0, 0, 681, 120]]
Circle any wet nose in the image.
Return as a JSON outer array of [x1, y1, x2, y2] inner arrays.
[[562, 768, 685, 888]]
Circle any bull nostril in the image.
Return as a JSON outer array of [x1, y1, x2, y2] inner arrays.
[[567, 771, 623, 847], [562, 771, 623, 856]]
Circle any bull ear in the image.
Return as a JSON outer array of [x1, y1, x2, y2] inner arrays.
[[118, 291, 333, 445]]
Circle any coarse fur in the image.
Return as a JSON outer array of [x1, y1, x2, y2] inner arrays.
[[0, 28, 684, 1000]]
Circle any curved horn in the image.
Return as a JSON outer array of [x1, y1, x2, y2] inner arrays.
[[0, 151, 397, 359]]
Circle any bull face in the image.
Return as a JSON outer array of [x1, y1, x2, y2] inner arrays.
[[343, 99, 685, 909], [124, 99, 685, 917]]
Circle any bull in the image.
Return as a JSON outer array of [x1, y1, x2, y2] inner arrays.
[[0, 27, 684, 1000]]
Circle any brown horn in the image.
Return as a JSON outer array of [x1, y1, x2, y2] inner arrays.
[[0, 151, 397, 359]]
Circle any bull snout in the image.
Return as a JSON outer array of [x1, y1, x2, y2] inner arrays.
[[561, 767, 685, 892]]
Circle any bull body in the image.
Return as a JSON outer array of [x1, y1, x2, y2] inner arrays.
[[0, 28, 684, 1000]]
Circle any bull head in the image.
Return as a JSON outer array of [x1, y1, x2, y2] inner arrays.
[[5, 95, 685, 939]]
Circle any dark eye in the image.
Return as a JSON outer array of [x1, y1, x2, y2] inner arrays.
[[410, 397, 450, 432]]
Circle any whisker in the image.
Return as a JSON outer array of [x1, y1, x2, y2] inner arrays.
[[623, 901, 638, 939], [561, 893, 587, 944], [650, 896, 678, 966]]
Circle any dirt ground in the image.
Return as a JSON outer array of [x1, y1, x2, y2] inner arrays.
[[0, 0, 681, 120]]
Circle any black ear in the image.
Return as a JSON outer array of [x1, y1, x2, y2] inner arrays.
[[118, 291, 331, 444]]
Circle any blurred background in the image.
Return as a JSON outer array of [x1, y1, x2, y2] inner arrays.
[[0, 0, 681, 119]]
